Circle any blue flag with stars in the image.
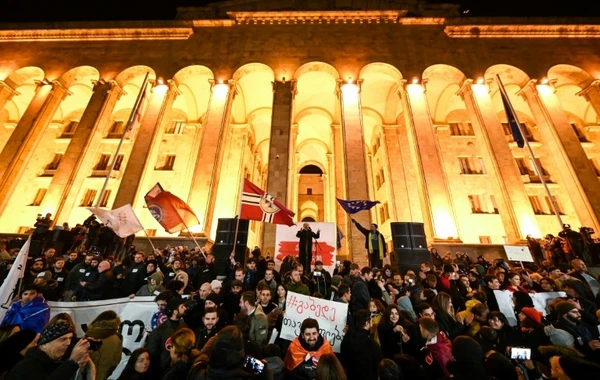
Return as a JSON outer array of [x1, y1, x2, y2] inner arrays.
[[336, 198, 380, 214], [498, 75, 525, 148]]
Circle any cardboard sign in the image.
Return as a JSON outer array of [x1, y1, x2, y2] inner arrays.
[[504, 245, 534, 262], [280, 291, 348, 353]]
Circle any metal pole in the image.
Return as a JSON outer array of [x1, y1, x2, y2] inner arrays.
[[95, 72, 150, 207], [496, 75, 564, 229]]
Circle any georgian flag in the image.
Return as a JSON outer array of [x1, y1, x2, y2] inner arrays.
[[239, 179, 295, 226]]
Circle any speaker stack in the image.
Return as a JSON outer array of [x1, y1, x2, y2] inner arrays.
[[390, 222, 430, 274], [212, 218, 249, 275]]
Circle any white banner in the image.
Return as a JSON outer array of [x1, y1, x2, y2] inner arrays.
[[280, 291, 347, 353], [275, 222, 337, 273], [49, 297, 157, 379], [493, 290, 565, 326], [0, 236, 31, 322], [503, 245, 534, 262]]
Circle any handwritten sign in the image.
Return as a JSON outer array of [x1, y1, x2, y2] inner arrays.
[[504, 245, 534, 262], [280, 291, 347, 352], [493, 290, 565, 326]]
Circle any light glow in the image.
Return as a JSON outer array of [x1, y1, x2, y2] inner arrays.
[[412, 77, 419, 84], [213, 83, 230, 98], [477, 77, 484, 84], [541, 78, 549, 84], [157, 77, 164, 85]]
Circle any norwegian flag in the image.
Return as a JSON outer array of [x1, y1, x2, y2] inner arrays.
[[239, 179, 295, 226]]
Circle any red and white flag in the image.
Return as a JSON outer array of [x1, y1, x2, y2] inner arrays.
[[145, 183, 200, 233], [239, 179, 295, 226]]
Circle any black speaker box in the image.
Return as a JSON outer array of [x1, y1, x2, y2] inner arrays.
[[213, 218, 249, 275], [391, 222, 427, 250], [393, 248, 431, 274]]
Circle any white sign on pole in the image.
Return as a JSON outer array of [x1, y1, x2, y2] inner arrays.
[[280, 291, 347, 353], [275, 222, 337, 273], [48, 297, 157, 379], [503, 245, 534, 262]]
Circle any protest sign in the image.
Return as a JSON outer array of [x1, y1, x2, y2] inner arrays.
[[503, 245, 534, 262], [49, 296, 157, 379], [280, 291, 347, 352], [493, 290, 565, 326], [275, 222, 337, 273]]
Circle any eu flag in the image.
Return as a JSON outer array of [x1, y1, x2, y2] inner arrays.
[[336, 198, 380, 214], [498, 75, 525, 148]]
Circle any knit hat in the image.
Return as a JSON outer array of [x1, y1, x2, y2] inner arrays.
[[559, 356, 600, 378], [521, 307, 542, 325], [544, 325, 575, 346], [554, 301, 577, 317], [452, 336, 483, 362], [205, 292, 221, 306], [166, 296, 186, 314], [36, 270, 52, 281], [210, 279, 222, 290], [39, 322, 73, 345]]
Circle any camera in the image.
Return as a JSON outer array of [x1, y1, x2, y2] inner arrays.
[[243, 355, 264, 374], [87, 339, 103, 351], [313, 271, 322, 277]]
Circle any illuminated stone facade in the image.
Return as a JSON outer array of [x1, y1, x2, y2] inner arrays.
[[1, 0, 600, 265]]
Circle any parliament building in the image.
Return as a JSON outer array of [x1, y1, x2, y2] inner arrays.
[[1, 0, 600, 265]]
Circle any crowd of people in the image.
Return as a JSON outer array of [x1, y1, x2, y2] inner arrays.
[[0, 218, 600, 379]]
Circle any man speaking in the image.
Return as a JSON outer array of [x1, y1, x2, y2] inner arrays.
[[296, 223, 320, 274]]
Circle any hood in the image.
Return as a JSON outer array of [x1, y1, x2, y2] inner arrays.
[[86, 318, 121, 339], [148, 271, 164, 286]]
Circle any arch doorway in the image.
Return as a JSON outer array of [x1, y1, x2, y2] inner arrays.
[[298, 165, 324, 222]]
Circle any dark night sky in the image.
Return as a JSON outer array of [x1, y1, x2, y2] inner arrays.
[[0, 0, 599, 22]]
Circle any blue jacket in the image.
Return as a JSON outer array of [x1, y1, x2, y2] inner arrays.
[[1, 295, 50, 333]]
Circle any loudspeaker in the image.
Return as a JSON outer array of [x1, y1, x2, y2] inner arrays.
[[391, 222, 427, 250], [213, 218, 249, 274], [392, 248, 431, 274]]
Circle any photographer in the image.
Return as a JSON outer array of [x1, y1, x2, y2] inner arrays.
[[85, 310, 123, 380], [309, 260, 331, 296], [296, 223, 320, 274]]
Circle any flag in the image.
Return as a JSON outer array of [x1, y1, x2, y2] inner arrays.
[[0, 236, 30, 321], [336, 226, 345, 250], [126, 73, 149, 138], [86, 204, 144, 238], [144, 183, 200, 233], [336, 198, 380, 214], [497, 75, 525, 148], [239, 179, 295, 226]]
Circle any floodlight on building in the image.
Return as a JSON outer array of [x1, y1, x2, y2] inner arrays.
[[477, 77, 484, 84], [348, 77, 353, 84], [218, 79, 223, 84], [412, 77, 419, 84], [157, 77, 164, 85]]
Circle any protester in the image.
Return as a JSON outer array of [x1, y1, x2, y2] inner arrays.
[[1, 284, 50, 333]]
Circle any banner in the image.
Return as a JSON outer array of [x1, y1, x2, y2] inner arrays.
[[49, 297, 157, 379], [0, 236, 30, 322], [503, 245, 534, 262], [280, 291, 347, 353], [275, 222, 337, 273], [493, 290, 565, 326]]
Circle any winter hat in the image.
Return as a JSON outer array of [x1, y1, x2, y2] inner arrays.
[[544, 325, 575, 346], [521, 307, 542, 325], [36, 270, 52, 281], [230, 279, 243, 288], [166, 296, 186, 314], [39, 322, 73, 345], [554, 301, 577, 318], [210, 279, 222, 290], [331, 275, 342, 287], [452, 336, 483, 362], [559, 355, 600, 379], [205, 292, 222, 306]]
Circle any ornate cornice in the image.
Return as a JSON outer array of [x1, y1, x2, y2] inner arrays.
[[0, 27, 194, 42], [444, 24, 600, 38], [226, 10, 406, 25]]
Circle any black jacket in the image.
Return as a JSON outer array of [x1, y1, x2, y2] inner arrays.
[[296, 228, 319, 257], [340, 328, 383, 380], [145, 318, 186, 374], [6, 346, 79, 380], [354, 222, 387, 256]]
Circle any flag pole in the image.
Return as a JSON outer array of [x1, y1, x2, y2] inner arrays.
[[129, 207, 157, 252], [496, 75, 564, 229], [181, 220, 207, 260], [232, 177, 245, 260], [96, 72, 150, 208]]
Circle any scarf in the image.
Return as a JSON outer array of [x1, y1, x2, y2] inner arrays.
[[367, 232, 385, 259], [284, 336, 333, 370]]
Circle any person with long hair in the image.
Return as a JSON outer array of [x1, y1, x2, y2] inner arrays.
[[162, 328, 199, 380], [276, 284, 287, 310], [377, 304, 410, 359], [315, 353, 346, 380], [117, 348, 155, 380], [432, 292, 465, 339], [505, 272, 528, 293], [368, 299, 385, 343]]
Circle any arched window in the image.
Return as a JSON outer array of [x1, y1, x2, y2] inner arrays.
[[302, 216, 316, 222]]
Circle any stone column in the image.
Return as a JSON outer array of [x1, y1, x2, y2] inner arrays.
[[380, 125, 412, 222], [0, 80, 19, 112], [332, 123, 349, 258], [520, 81, 600, 230], [263, 80, 294, 254], [211, 123, 250, 235], [398, 81, 459, 241], [43, 80, 124, 222], [0, 80, 70, 215], [187, 80, 235, 237], [458, 80, 540, 241], [326, 152, 336, 225], [113, 80, 177, 208], [338, 79, 370, 266], [578, 80, 600, 117]]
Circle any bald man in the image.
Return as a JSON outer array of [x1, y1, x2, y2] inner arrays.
[[199, 283, 212, 300]]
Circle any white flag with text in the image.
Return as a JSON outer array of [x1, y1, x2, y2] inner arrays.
[[87, 204, 144, 238]]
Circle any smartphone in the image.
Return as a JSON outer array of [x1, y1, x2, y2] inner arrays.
[[510, 347, 531, 360], [243, 356, 265, 374]]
